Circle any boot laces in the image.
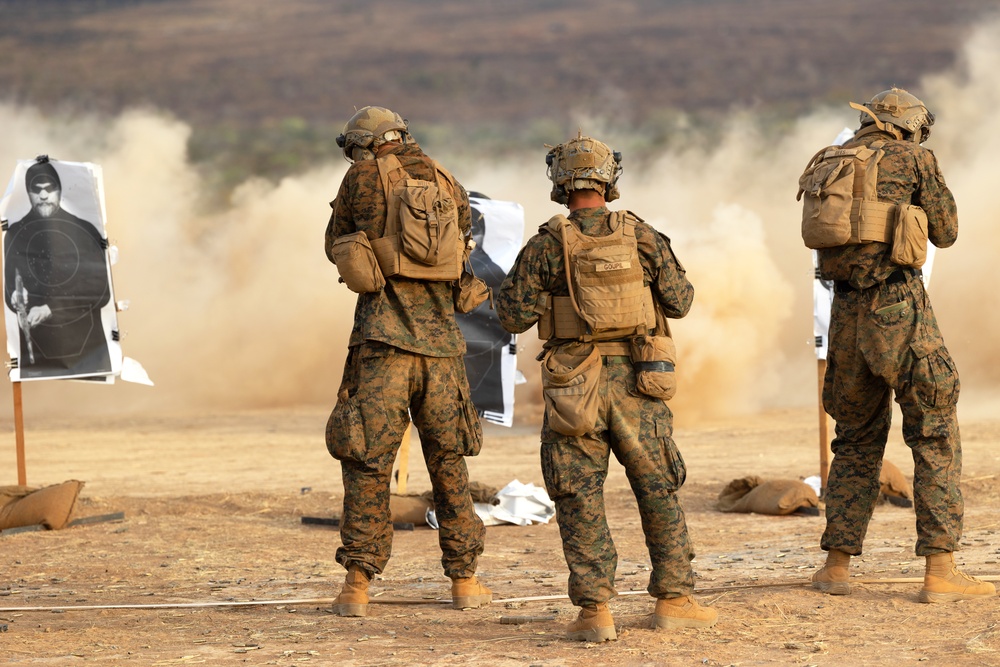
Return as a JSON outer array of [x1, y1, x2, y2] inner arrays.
[[951, 567, 982, 584]]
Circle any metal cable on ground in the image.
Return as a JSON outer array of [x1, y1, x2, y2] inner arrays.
[[3, 575, 997, 612]]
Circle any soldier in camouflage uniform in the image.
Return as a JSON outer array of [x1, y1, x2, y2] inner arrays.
[[496, 135, 718, 642], [324, 106, 491, 616], [812, 89, 995, 603]]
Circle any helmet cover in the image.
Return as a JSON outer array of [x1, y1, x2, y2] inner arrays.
[[336, 106, 409, 162], [850, 88, 935, 143], [545, 132, 623, 205]]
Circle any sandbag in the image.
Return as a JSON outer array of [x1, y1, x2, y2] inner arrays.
[[879, 459, 913, 500], [0, 480, 84, 530], [389, 494, 433, 525], [716, 476, 818, 516]]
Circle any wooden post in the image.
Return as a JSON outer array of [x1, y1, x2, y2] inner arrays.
[[395, 423, 411, 495], [13, 381, 26, 485], [817, 359, 831, 496]]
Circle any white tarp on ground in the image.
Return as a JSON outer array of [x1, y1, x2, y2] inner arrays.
[[426, 479, 555, 528]]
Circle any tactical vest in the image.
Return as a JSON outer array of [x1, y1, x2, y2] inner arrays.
[[797, 140, 896, 249], [537, 211, 655, 342], [369, 153, 464, 281]]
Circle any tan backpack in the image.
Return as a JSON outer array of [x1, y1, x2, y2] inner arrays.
[[370, 153, 464, 281], [797, 141, 896, 249]]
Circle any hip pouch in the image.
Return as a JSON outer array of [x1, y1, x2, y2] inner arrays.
[[630, 334, 677, 400], [541, 342, 602, 436], [890, 204, 929, 268], [331, 231, 385, 294]]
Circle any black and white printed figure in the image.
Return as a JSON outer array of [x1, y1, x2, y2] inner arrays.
[[1, 158, 120, 381], [457, 194, 524, 426]]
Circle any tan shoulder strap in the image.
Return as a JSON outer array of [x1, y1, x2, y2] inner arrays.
[[430, 158, 457, 190], [851, 147, 874, 199], [376, 154, 406, 237], [376, 153, 404, 196]]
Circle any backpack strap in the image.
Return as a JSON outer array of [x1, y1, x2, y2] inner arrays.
[[376, 153, 406, 237], [852, 147, 874, 199]]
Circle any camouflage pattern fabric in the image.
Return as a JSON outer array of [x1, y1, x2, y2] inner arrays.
[[332, 343, 485, 577], [326, 142, 473, 357], [325, 142, 485, 579], [497, 206, 697, 605], [818, 130, 963, 557]]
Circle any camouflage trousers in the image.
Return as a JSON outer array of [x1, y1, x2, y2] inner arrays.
[[327, 342, 486, 578], [822, 272, 963, 557], [540, 355, 695, 607]]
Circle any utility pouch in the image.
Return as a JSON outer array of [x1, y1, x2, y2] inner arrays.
[[630, 334, 677, 400], [398, 179, 447, 265], [890, 204, 929, 268], [454, 267, 492, 314], [330, 231, 385, 293], [534, 291, 554, 340], [541, 342, 602, 436], [456, 380, 484, 456]]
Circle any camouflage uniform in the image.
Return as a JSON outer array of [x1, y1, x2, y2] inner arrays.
[[496, 206, 696, 606], [818, 130, 962, 557], [325, 142, 486, 579]]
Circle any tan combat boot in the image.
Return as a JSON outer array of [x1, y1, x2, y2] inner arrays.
[[332, 566, 370, 617], [451, 576, 492, 609], [566, 602, 617, 642], [653, 595, 718, 630], [811, 549, 852, 595], [919, 553, 996, 603]]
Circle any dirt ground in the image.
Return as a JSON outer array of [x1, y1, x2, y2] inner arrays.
[[1, 406, 998, 666]]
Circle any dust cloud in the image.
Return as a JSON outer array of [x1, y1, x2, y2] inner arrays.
[[1, 21, 999, 425]]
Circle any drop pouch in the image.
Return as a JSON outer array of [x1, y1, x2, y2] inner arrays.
[[541, 342, 602, 436], [890, 204, 929, 268], [453, 261, 492, 314], [331, 231, 386, 293], [325, 389, 368, 463], [630, 334, 677, 400]]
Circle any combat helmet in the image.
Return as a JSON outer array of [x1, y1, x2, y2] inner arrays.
[[336, 106, 409, 162], [545, 132, 623, 205], [850, 88, 935, 143]]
